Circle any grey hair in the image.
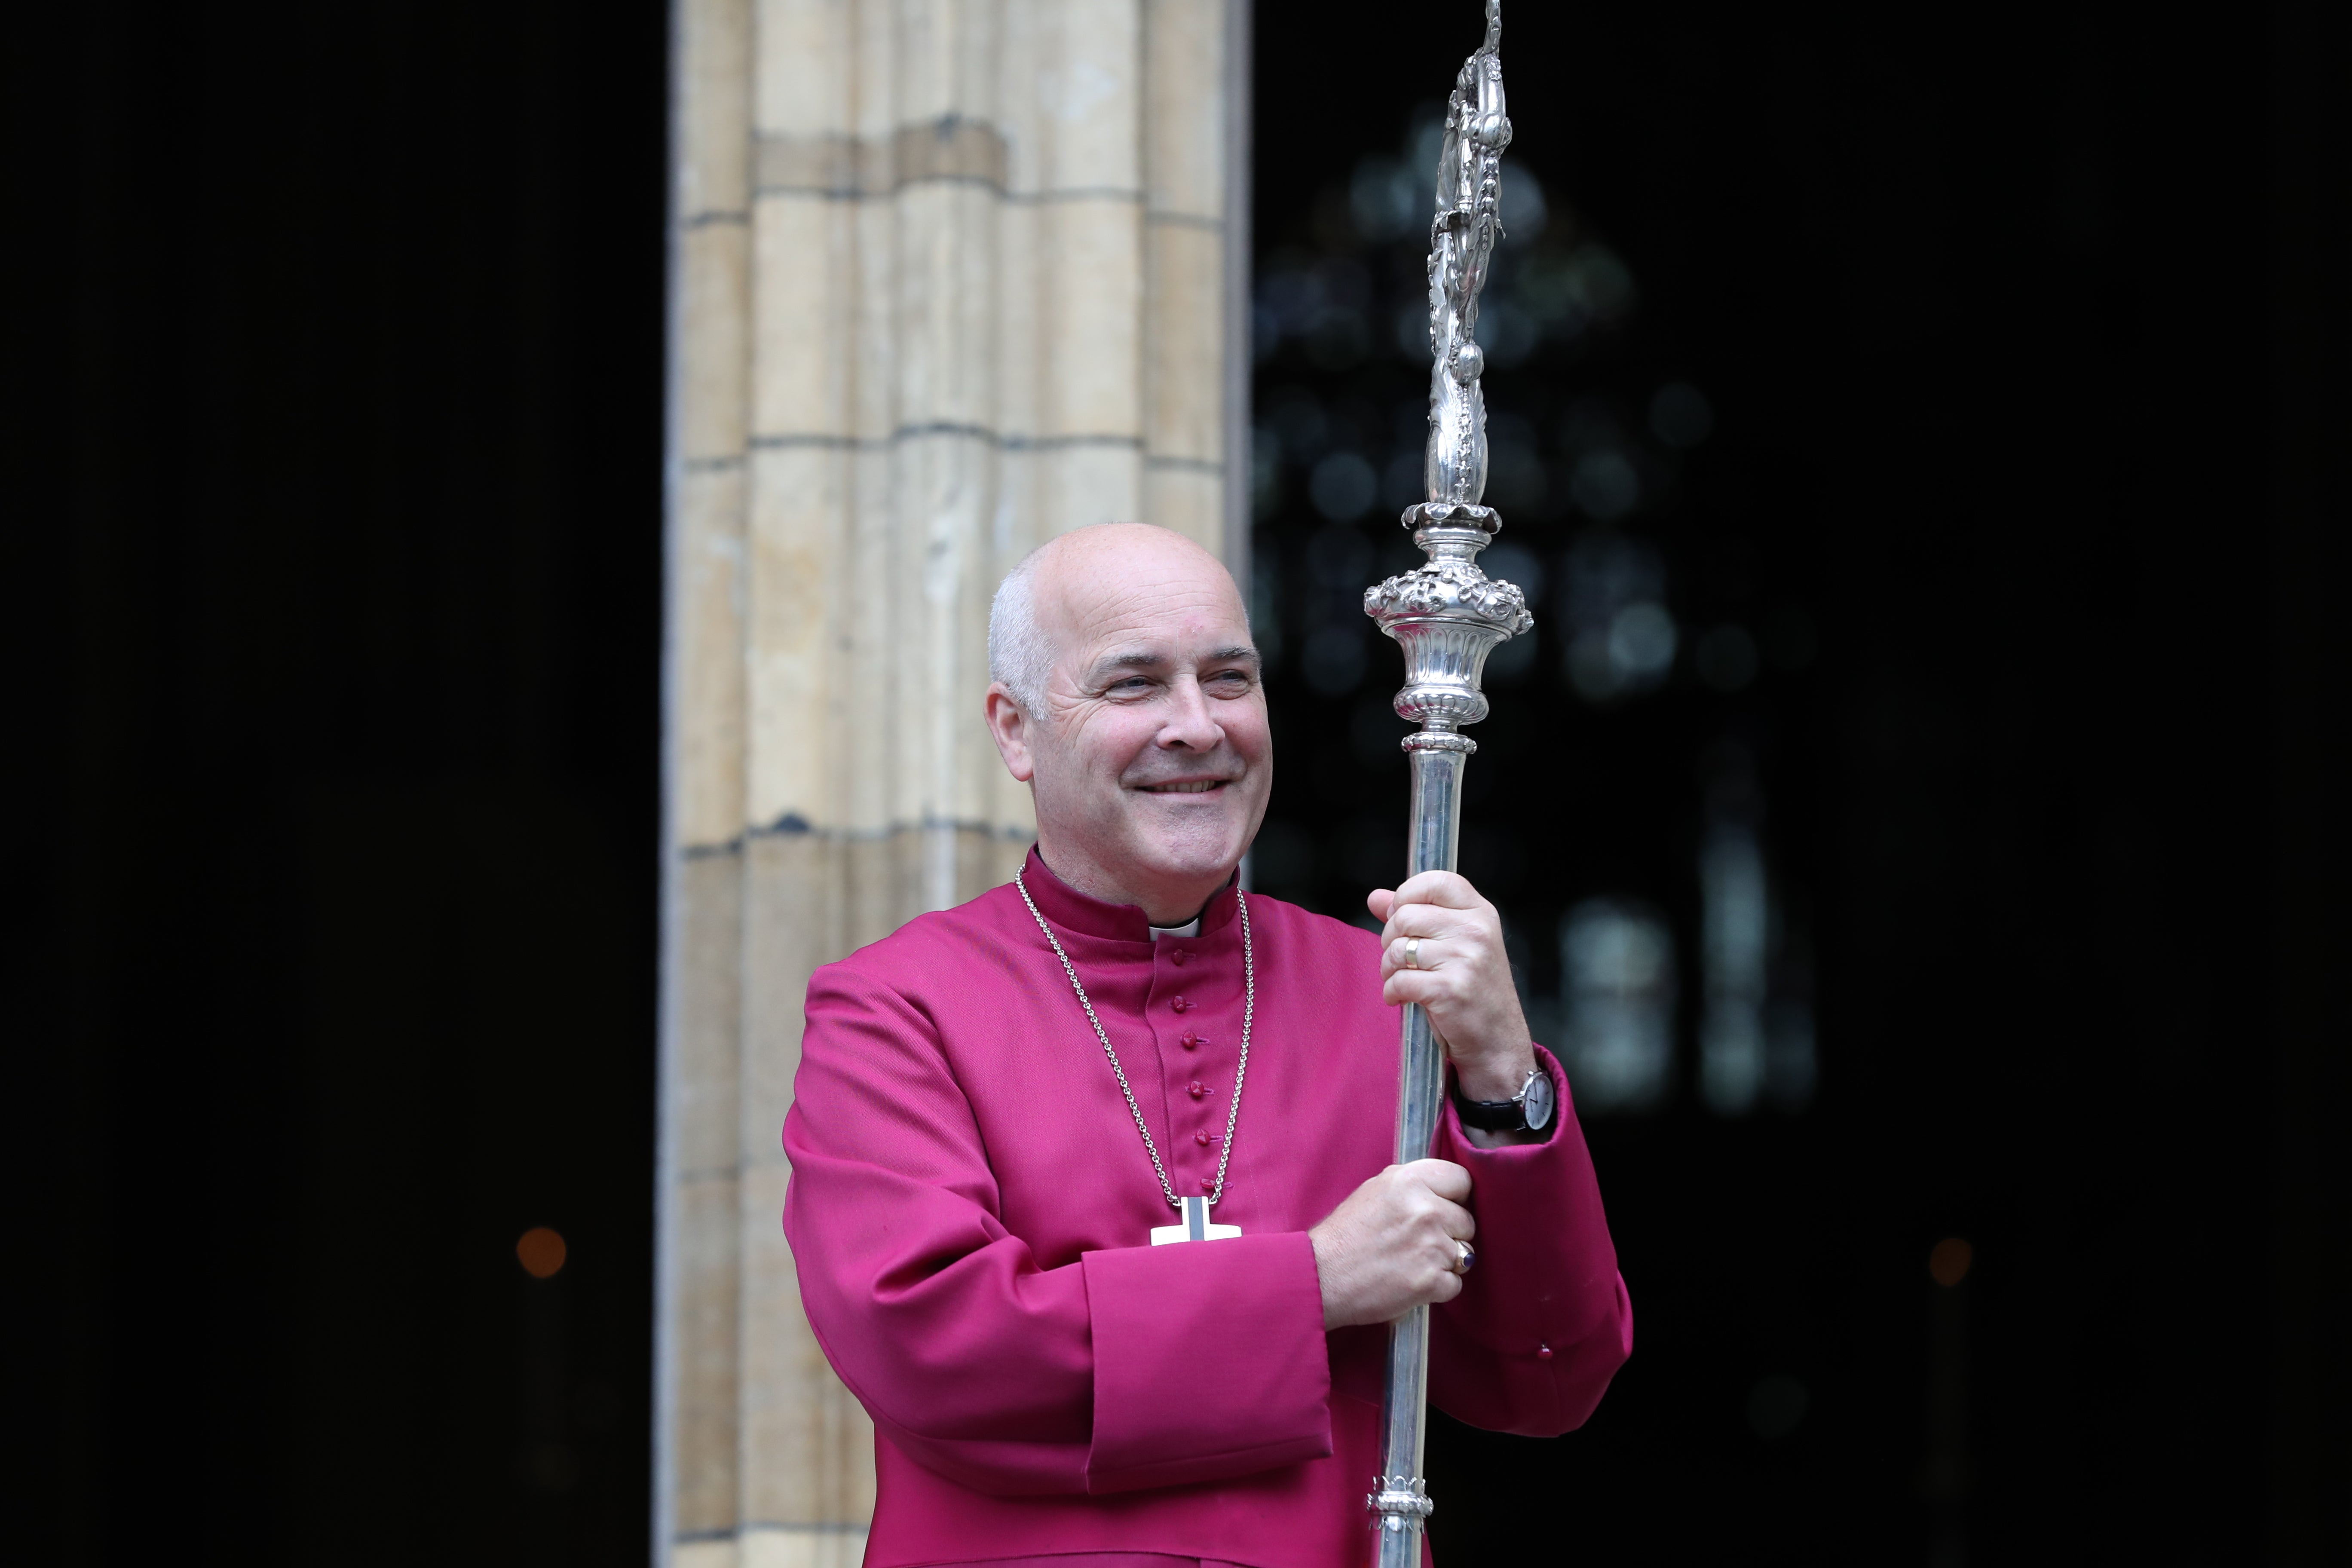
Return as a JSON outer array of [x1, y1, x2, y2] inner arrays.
[[987, 543, 1056, 716]]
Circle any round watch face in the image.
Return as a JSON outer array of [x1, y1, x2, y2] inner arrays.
[[1522, 1070, 1557, 1130]]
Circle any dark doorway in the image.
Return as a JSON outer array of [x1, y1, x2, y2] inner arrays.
[[1248, 3, 2350, 1563], [10, 3, 669, 1563]]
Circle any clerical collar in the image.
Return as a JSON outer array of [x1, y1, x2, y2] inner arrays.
[[1150, 918, 1201, 939], [1017, 847, 1239, 942]]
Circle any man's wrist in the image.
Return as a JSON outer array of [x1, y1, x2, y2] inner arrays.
[[1458, 1121, 1547, 1150], [1453, 1047, 1539, 1103], [1451, 1051, 1556, 1143]]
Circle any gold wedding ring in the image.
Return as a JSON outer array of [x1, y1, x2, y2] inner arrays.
[[1402, 937, 1422, 969]]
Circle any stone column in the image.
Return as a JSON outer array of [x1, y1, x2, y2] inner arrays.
[[656, 4, 1249, 1563]]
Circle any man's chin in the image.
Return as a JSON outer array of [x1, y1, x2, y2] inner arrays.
[[1119, 818, 1248, 886]]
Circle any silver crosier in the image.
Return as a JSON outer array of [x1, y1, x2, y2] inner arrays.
[[1361, 3, 1533, 1559]]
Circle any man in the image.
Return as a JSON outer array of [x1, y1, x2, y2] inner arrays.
[[784, 524, 1630, 1565]]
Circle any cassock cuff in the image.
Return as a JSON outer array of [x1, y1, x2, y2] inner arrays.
[[1434, 1044, 1572, 1164], [1429, 1043, 1620, 1353], [1424, 1042, 1633, 1433], [1079, 1231, 1333, 1494]]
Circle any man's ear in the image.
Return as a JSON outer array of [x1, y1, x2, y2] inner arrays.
[[985, 684, 1037, 783]]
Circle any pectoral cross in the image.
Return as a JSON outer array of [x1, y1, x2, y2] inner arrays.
[[1149, 1195, 1241, 1244]]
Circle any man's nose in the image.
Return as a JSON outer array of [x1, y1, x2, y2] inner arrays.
[[1158, 675, 1225, 750]]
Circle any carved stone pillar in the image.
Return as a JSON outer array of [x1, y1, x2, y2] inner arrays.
[[656, 3, 1249, 1562]]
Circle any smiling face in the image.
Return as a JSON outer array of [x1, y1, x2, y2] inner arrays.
[[985, 525, 1272, 925]]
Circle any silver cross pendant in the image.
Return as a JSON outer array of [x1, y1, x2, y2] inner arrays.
[[1149, 1195, 1241, 1245]]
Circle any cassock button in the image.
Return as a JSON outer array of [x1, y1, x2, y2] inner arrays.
[[1172, 949, 1190, 966], [1536, 1344, 1553, 1360], [1188, 1081, 1207, 1099], [1179, 1033, 1200, 1050], [1171, 995, 1192, 1013], [1197, 1176, 1215, 1191], [1194, 1130, 1213, 1145]]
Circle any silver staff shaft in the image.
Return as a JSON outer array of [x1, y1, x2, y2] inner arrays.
[[1362, 5, 1530, 1561], [1365, 744, 1467, 1562]]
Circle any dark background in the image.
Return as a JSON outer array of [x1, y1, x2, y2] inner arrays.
[[9, 2, 668, 1564], [1246, 3, 2350, 1564], [8, 1, 2344, 1565]]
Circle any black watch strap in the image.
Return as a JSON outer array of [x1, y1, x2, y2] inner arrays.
[[1452, 1093, 1527, 1130], [1451, 1066, 1557, 1135]]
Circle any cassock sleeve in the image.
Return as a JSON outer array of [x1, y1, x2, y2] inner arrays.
[[781, 964, 1336, 1498], [1424, 1044, 1634, 1436]]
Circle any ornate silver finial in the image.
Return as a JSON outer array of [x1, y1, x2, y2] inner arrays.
[[1364, 0, 1531, 747], [1424, 0, 1509, 511]]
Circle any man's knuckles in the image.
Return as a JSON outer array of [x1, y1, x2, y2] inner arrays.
[[1414, 1252, 1464, 1303], [1394, 869, 1476, 906], [1409, 1158, 1473, 1196]]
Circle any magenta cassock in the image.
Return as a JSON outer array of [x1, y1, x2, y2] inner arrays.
[[782, 849, 1632, 1567]]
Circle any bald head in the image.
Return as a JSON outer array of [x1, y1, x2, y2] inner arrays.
[[988, 524, 1247, 717], [982, 522, 1271, 924]]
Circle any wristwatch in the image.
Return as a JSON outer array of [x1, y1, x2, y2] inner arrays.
[[1452, 1066, 1556, 1134]]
